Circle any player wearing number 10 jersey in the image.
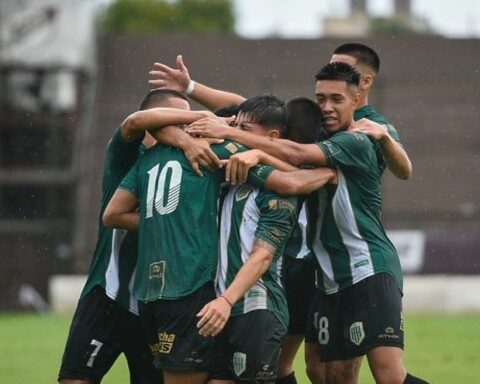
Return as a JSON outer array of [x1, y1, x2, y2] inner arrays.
[[105, 117, 273, 384]]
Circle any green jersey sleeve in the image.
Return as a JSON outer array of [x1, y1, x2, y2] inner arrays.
[[254, 192, 298, 254], [385, 123, 401, 143], [106, 126, 144, 173], [118, 158, 140, 197], [210, 140, 275, 189], [317, 132, 375, 172]]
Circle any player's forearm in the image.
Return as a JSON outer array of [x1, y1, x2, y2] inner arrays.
[[103, 211, 139, 231], [190, 82, 245, 111], [257, 150, 298, 171], [379, 135, 412, 180], [224, 129, 307, 167], [124, 108, 208, 133], [265, 167, 336, 196], [222, 243, 273, 305], [151, 125, 192, 149]]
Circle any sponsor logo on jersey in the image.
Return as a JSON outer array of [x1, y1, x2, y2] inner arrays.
[[349, 321, 365, 346], [149, 261, 165, 280], [235, 184, 253, 201], [378, 326, 400, 340], [268, 199, 296, 214], [150, 331, 175, 354], [225, 142, 239, 154], [233, 352, 247, 377], [322, 140, 341, 156], [184, 350, 203, 364], [256, 364, 274, 379]]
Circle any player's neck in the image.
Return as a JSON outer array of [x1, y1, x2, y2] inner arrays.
[[356, 93, 369, 109]]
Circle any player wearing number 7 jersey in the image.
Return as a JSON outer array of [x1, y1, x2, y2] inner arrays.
[[58, 89, 200, 384]]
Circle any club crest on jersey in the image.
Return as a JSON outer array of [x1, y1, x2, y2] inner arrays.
[[349, 321, 365, 346], [233, 352, 247, 376], [235, 184, 253, 201]]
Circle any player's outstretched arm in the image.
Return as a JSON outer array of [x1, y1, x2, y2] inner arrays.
[[149, 55, 246, 110], [224, 149, 298, 185], [265, 167, 337, 196], [196, 240, 275, 337], [121, 107, 211, 141], [352, 118, 412, 180], [103, 189, 139, 231], [152, 125, 223, 176], [187, 121, 329, 167]]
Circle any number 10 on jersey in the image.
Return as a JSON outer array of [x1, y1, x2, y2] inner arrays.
[[146, 161, 183, 218]]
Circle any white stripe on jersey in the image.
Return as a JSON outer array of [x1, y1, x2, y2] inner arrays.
[[310, 188, 339, 293], [128, 265, 138, 314], [217, 185, 268, 312], [332, 169, 374, 285], [104, 228, 139, 315], [294, 205, 311, 260], [217, 188, 234, 296]]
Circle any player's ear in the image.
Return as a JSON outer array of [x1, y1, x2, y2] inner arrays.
[[352, 91, 360, 109], [268, 130, 280, 139], [360, 73, 374, 91]]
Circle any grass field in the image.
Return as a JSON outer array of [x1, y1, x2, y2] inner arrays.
[[0, 313, 479, 383]]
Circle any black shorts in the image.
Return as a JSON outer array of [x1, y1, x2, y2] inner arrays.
[[139, 282, 217, 372], [210, 310, 287, 382], [305, 272, 404, 362], [282, 256, 316, 335], [58, 286, 160, 384]]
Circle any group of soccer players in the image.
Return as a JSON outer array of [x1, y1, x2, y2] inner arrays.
[[57, 43, 429, 384]]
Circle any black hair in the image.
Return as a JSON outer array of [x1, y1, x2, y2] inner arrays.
[[333, 43, 380, 74], [315, 62, 360, 88], [139, 88, 188, 110], [237, 95, 287, 135], [285, 97, 323, 144], [214, 104, 240, 118]]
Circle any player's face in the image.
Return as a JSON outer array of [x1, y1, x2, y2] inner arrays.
[[315, 80, 357, 134]]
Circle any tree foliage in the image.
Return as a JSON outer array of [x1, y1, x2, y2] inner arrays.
[[100, 0, 235, 34], [369, 17, 433, 37]]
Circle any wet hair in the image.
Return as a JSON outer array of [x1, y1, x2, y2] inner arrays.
[[333, 43, 380, 74], [237, 95, 287, 135], [214, 104, 240, 118], [315, 62, 360, 88], [139, 88, 188, 110], [285, 97, 323, 144]]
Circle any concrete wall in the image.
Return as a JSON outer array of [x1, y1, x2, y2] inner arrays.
[[49, 275, 480, 315]]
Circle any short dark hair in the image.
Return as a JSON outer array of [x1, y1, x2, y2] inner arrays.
[[333, 43, 380, 74], [315, 62, 360, 88], [285, 97, 323, 144], [139, 88, 188, 110], [214, 104, 240, 118], [238, 95, 287, 134]]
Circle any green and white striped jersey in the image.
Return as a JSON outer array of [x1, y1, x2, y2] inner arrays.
[[119, 141, 272, 301], [307, 131, 403, 295], [354, 105, 402, 176], [217, 184, 298, 329], [283, 203, 313, 261], [81, 127, 144, 315]]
